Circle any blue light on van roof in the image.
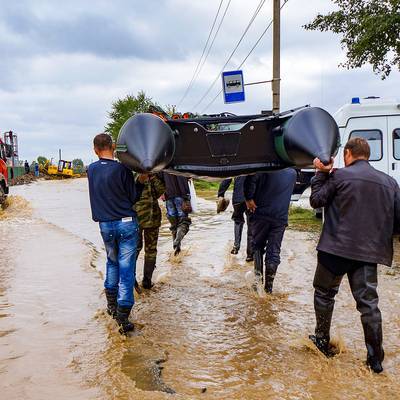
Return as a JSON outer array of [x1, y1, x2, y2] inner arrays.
[[351, 97, 360, 104]]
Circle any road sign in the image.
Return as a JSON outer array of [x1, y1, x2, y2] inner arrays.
[[222, 70, 245, 104]]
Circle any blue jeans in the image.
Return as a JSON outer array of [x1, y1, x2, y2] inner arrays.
[[166, 197, 187, 218], [99, 218, 139, 308]]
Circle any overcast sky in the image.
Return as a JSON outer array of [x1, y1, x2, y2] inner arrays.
[[1, 0, 399, 164]]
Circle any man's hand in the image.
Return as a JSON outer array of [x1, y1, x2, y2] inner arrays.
[[313, 157, 334, 173], [246, 199, 257, 213], [137, 174, 149, 184]]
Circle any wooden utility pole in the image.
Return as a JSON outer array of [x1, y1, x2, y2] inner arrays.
[[272, 0, 281, 113]]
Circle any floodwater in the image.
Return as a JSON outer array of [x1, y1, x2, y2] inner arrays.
[[1, 178, 400, 400]]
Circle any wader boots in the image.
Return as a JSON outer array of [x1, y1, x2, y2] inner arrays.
[[173, 217, 191, 255], [364, 322, 384, 373], [105, 289, 117, 319], [231, 221, 244, 254], [142, 259, 156, 289], [116, 306, 134, 334], [264, 264, 278, 293]]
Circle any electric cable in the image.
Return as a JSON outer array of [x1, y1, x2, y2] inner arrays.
[[176, 0, 224, 108], [201, 0, 290, 113], [192, 0, 268, 110]]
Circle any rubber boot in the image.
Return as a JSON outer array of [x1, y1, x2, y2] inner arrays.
[[231, 221, 244, 254], [168, 216, 178, 242], [116, 306, 134, 334], [142, 259, 156, 289], [364, 321, 384, 373], [264, 264, 278, 293], [105, 289, 117, 319], [173, 217, 191, 255], [254, 250, 264, 281], [310, 266, 342, 358]]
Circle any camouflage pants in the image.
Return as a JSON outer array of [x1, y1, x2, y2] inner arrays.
[[136, 227, 160, 264]]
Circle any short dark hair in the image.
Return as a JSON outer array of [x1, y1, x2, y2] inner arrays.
[[344, 137, 370, 159], [93, 133, 113, 151]]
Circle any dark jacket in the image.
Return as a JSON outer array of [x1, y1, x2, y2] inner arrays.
[[217, 176, 246, 204], [163, 173, 190, 200], [88, 158, 144, 222], [244, 169, 297, 224], [310, 160, 400, 267]]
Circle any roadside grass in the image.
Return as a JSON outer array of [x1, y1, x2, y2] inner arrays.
[[288, 206, 321, 232], [193, 179, 222, 192]]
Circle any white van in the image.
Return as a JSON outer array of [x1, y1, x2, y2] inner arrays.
[[334, 97, 400, 182]]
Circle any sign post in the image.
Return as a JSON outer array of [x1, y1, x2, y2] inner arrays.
[[222, 70, 245, 104]]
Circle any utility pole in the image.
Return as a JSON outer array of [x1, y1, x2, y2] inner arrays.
[[272, 0, 281, 113]]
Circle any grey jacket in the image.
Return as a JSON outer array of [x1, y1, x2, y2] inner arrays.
[[310, 160, 400, 266]]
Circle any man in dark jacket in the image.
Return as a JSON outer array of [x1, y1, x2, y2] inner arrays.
[[163, 173, 192, 255], [309, 137, 400, 373], [88, 133, 146, 334], [244, 169, 297, 293], [218, 177, 253, 261]]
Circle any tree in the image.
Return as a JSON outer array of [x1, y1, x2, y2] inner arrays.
[[72, 158, 84, 173], [105, 90, 155, 141], [305, 0, 400, 78], [37, 156, 47, 166]]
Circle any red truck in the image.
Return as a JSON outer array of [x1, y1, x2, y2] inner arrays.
[[0, 137, 10, 204]]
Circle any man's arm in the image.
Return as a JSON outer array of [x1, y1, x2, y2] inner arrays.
[[309, 172, 336, 209], [217, 178, 232, 198], [151, 174, 166, 199], [244, 174, 258, 212], [124, 168, 145, 205]]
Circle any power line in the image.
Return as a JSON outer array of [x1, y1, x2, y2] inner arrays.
[[192, 0, 268, 110], [201, 0, 289, 113], [176, 0, 224, 108], [191, 0, 233, 92]]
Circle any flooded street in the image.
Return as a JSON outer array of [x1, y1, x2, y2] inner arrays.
[[1, 178, 400, 399]]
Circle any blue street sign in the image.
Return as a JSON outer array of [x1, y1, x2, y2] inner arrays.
[[222, 70, 245, 104]]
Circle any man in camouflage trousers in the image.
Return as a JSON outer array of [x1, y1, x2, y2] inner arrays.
[[135, 174, 165, 289]]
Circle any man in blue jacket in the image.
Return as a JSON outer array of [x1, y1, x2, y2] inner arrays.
[[88, 133, 147, 334], [218, 177, 253, 261], [244, 169, 296, 293]]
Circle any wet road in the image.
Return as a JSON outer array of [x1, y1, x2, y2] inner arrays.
[[1, 178, 400, 399]]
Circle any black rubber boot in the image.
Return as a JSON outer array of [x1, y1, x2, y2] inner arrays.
[[173, 217, 191, 255], [254, 250, 264, 281], [311, 263, 343, 358], [116, 306, 134, 334], [309, 335, 337, 358], [364, 321, 384, 373], [168, 216, 178, 242], [142, 259, 156, 289], [231, 221, 244, 254], [264, 264, 278, 293], [105, 289, 117, 319]]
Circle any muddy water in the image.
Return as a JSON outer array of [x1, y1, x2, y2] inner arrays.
[[1, 178, 400, 399]]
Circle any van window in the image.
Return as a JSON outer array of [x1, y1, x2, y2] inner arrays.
[[393, 129, 400, 160], [349, 130, 382, 161]]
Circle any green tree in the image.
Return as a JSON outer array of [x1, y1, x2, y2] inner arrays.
[[37, 156, 47, 166], [105, 90, 155, 141], [72, 158, 84, 173], [305, 0, 400, 78]]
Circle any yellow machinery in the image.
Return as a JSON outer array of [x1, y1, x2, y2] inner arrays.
[[40, 159, 80, 177]]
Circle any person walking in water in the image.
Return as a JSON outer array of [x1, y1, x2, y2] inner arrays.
[[163, 173, 192, 255], [135, 173, 165, 289], [244, 169, 296, 293], [217, 177, 253, 261], [87, 133, 147, 334], [309, 137, 400, 373]]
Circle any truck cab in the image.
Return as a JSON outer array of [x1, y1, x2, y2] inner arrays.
[[334, 97, 400, 183], [0, 139, 9, 204]]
